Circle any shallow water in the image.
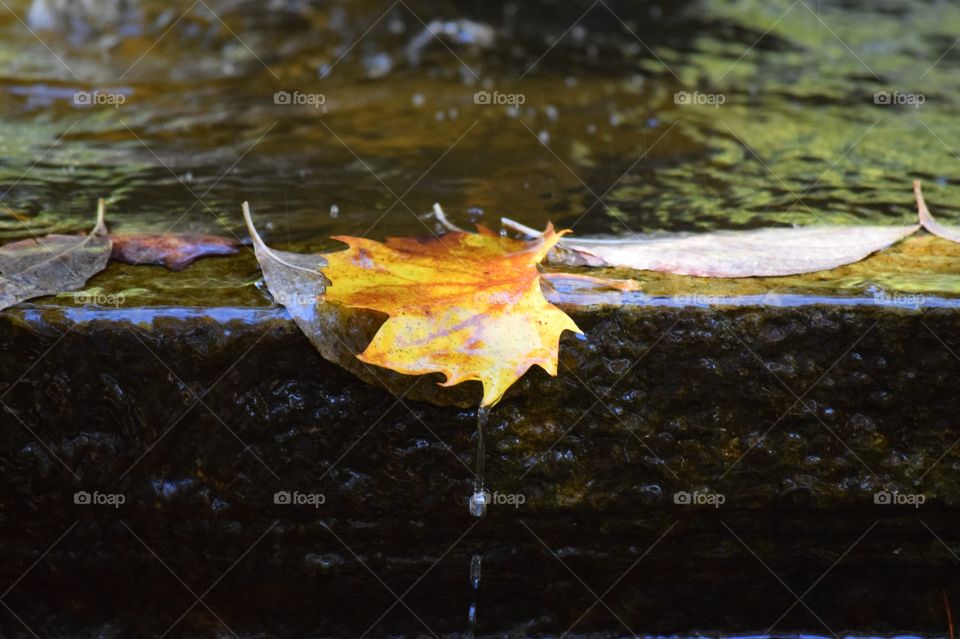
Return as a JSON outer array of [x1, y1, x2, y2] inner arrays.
[[3, 0, 960, 637], [3, 0, 960, 244]]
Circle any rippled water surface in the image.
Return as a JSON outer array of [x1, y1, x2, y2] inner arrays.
[[4, 0, 960, 245]]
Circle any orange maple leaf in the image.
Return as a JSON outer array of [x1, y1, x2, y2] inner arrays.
[[321, 225, 583, 407]]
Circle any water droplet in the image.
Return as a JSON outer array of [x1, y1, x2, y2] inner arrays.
[[363, 52, 392, 79], [465, 553, 481, 636], [469, 407, 489, 517], [468, 489, 487, 518], [470, 553, 482, 589]]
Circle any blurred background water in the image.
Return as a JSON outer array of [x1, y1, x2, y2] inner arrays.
[[2, 0, 959, 248]]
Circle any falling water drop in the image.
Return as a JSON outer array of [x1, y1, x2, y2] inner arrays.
[[468, 407, 489, 517], [465, 553, 482, 637], [468, 490, 486, 517], [470, 553, 482, 590]]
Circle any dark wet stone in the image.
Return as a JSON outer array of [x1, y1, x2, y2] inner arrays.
[[2, 284, 960, 636]]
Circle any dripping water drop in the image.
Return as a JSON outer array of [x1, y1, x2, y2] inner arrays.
[[466, 552, 482, 636], [468, 406, 490, 518], [470, 553, 482, 590]]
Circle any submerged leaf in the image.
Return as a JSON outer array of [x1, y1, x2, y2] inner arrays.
[[321, 226, 583, 407], [503, 215, 920, 278], [111, 232, 240, 271], [0, 200, 112, 310]]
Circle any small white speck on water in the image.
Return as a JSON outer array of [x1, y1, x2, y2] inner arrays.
[[329, 204, 339, 218]]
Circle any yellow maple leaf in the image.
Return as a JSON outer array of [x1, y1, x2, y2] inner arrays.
[[321, 225, 583, 407]]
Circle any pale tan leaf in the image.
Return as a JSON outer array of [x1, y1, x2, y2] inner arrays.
[[0, 200, 112, 310]]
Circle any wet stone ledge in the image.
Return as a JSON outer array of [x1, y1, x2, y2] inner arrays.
[[2, 251, 960, 636], [2, 296, 959, 512]]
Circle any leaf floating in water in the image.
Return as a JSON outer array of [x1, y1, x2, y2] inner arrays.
[[914, 180, 960, 244], [502, 215, 921, 278], [242, 201, 329, 313], [244, 203, 581, 407], [0, 200, 112, 310], [320, 224, 582, 407], [110, 232, 240, 271]]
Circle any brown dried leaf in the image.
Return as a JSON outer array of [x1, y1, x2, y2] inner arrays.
[[110, 232, 240, 271]]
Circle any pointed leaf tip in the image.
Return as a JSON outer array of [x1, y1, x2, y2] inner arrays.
[[915, 180, 960, 244]]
